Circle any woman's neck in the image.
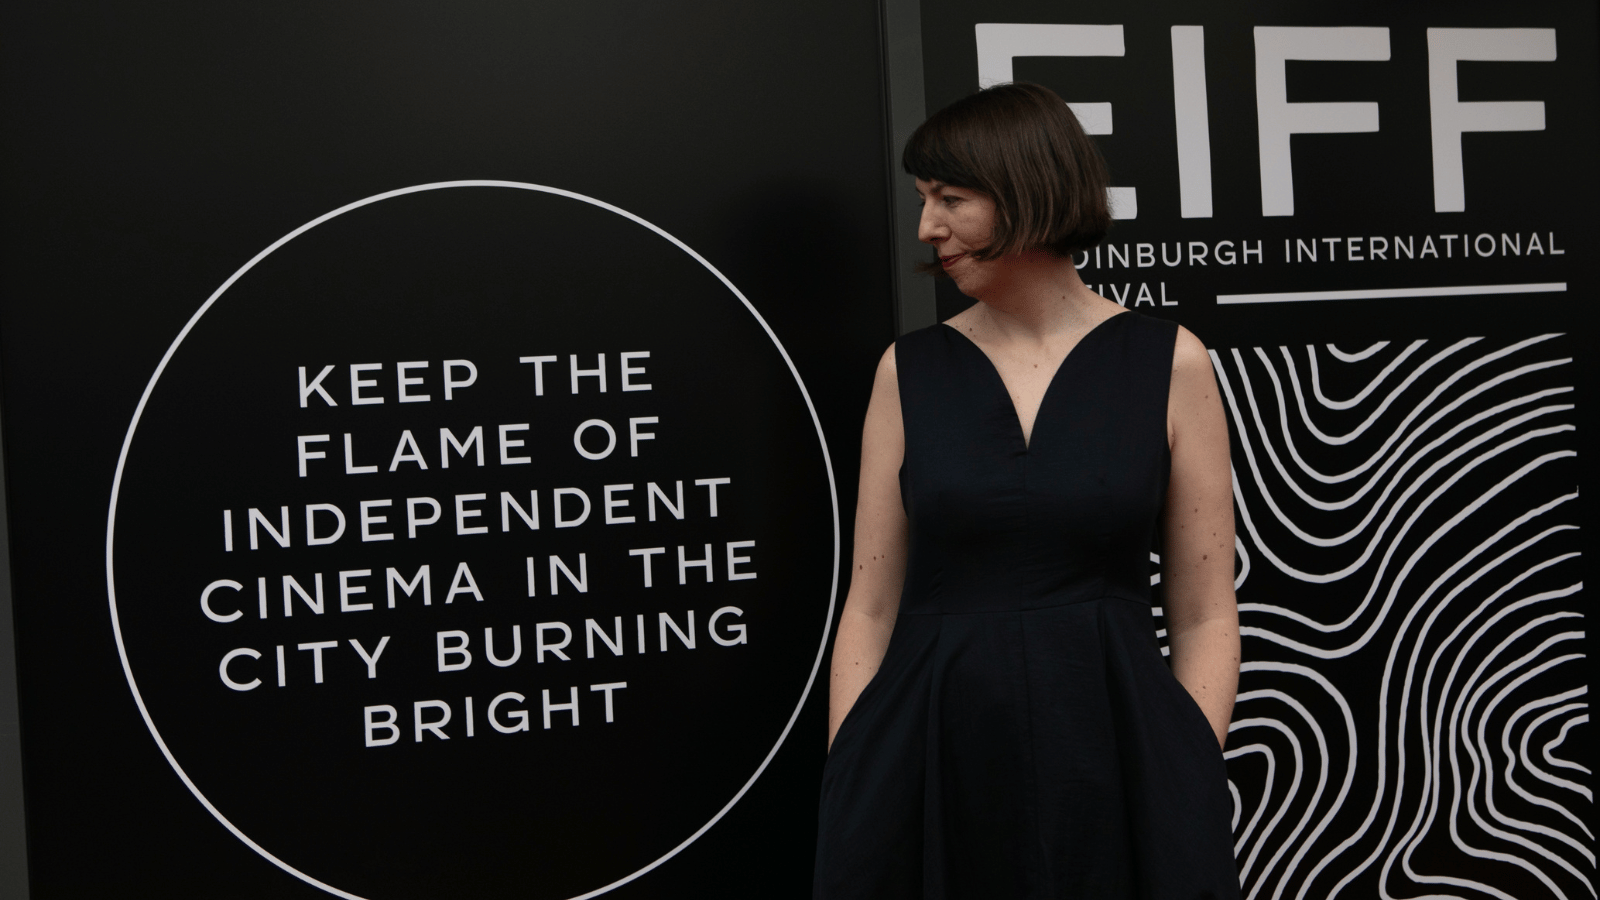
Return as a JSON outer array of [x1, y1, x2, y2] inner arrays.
[[965, 250, 1110, 341]]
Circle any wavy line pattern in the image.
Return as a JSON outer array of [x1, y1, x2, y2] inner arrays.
[[1157, 334, 1589, 899]]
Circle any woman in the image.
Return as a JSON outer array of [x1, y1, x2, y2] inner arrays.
[[814, 83, 1241, 899]]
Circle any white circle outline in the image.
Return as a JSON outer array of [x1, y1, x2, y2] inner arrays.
[[104, 181, 840, 900]]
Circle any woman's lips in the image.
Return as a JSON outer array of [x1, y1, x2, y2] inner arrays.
[[939, 253, 964, 268]]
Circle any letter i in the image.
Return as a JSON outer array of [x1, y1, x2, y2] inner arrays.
[[1170, 26, 1213, 219], [465, 696, 475, 737], [223, 510, 234, 551], [526, 556, 537, 597], [257, 577, 268, 619], [636, 614, 647, 654], [276, 645, 286, 687]]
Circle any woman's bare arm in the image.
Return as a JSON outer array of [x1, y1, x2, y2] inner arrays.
[[828, 345, 910, 750], [1161, 327, 1241, 749]]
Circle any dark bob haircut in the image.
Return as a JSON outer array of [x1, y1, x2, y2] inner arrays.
[[902, 82, 1111, 268]]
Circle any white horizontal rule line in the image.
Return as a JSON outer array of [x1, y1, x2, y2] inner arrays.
[[1216, 282, 1568, 304]]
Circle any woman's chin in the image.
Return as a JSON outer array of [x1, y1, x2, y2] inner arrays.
[[948, 266, 987, 299]]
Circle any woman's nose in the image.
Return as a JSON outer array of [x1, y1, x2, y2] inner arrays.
[[917, 204, 945, 245]]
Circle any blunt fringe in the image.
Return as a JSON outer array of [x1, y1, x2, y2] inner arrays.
[[902, 82, 1111, 269]]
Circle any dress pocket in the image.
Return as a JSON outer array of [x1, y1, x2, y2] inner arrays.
[[1162, 667, 1223, 756]]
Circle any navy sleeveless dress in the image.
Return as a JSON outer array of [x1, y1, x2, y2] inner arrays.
[[814, 312, 1239, 899]]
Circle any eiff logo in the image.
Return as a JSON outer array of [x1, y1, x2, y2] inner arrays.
[[974, 25, 1557, 217]]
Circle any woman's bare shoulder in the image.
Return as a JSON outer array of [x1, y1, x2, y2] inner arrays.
[[1166, 324, 1226, 448], [1169, 324, 1213, 381], [862, 343, 905, 460], [866, 342, 902, 415], [875, 340, 899, 383], [879, 340, 898, 367]]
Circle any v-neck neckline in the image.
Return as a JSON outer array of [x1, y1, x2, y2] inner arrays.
[[941, 311, 1129, 452]]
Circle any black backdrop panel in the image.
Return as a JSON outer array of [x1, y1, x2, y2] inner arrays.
[[1, 3, 892, 897], [916, 2, 1594, 899]]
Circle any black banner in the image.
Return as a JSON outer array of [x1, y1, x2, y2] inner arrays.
[[0, 3, 892, 896], [914, 2, 1595, 898]]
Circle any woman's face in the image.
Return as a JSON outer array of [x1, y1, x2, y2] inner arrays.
[[914, 178, 998, 294]]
